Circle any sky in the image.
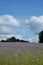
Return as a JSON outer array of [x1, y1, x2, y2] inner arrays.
[[0, 0, 43, 42]]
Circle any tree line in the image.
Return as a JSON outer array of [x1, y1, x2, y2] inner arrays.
[[0, 37, 28, 42], [0, 31, 43, 43]]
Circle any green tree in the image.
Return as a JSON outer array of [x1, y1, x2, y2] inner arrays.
[[39, 31, 43, 43], [6, 37, 16, 42], [0, 36, 29, 42]]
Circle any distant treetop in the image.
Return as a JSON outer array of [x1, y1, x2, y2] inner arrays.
[[39, 31, 43, 43], [0, 36, 29, 43]]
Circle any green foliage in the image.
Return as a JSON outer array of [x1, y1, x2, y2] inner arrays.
[[0, 37, 28, 42], [1, 40, 5, 42], [6, 37, 17, 42], [0, 51, 43, 65], [39, 31, 43, 43]]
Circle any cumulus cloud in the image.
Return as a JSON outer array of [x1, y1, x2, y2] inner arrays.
[[0, 14, 43, 42], [25, 15, 43, 42], [26, 15, 43, 34], [0, 15, 20, 26], [0, 34, 22, 40], [28, 36, 38, 43], [0, 15, 21, 40]]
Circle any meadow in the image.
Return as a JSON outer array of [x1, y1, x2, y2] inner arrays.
[[0, 42, 43, 65]]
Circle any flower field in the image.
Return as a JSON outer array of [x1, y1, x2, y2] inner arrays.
[[0, 42, 43, 65]]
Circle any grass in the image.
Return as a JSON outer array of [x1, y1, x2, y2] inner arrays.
[[0, 43, 43, 65], [0, 51, 43, 65]]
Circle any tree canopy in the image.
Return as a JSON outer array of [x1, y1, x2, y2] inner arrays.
[[0, 37, 29, 43], [39, 31, 43, 43]]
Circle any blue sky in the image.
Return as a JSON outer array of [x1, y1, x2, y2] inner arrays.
[[0, 0, 43, 42], [0, 0, 43, 18]]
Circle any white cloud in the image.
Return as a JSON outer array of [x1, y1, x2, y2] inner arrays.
[[14, 34, 22, 40], [29, 36, 38, 43], [0, 14, 43, 42], [0, 34, 22, 41], [25, 15, 43, 42], [0, 15, 20, 26], [0, 14, 20, 34], [0, 15, 20, 40], [1, 26, 11, 33], [26, 15, 43, 34]]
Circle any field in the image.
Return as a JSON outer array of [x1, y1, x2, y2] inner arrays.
[[0, 42, 43, 65]]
